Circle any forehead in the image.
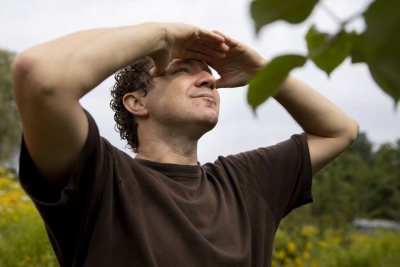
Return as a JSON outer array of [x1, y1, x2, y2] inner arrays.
[[167, 59, 212, 74]]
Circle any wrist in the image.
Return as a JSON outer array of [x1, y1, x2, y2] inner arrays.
[[141, 22, 168, 55]]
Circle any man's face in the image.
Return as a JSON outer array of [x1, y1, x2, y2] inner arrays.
[[145, 59, 220, 137]]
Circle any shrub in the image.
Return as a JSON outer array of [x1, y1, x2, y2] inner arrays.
[[0, 167, 57, 267]]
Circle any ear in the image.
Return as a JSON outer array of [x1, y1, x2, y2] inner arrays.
[[123, 90, 149, 117]]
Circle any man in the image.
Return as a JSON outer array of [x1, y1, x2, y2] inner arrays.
[[12, 22, 358, 267]]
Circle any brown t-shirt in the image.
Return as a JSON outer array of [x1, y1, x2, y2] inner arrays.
[[19, 111, 312, 267]]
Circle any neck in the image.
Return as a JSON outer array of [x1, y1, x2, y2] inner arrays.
[[135, 124, 199, 165]]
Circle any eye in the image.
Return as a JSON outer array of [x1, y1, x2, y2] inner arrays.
[[172, 67, 190, 74]]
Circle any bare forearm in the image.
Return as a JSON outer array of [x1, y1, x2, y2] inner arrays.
[[274, 76, 359, 140], [273, 75, 359, 173], [11, 22, 226, 184], [13, 22, 165, 99]]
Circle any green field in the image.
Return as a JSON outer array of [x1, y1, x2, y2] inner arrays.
[[1, 166, 399, 267]]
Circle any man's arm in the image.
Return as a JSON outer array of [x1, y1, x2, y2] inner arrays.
[[208, 33, 359, 174], [274, 77, 359, 174], [12, 22, 228, 188]]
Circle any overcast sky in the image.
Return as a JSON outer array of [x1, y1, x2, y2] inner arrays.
[[1, 0, 399, 163]]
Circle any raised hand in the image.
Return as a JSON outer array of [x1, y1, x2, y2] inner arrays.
[[150, 23, 229, 76], [207, 31, 267, 88]]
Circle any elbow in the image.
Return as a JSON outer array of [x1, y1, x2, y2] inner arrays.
[[12, 52, 35, 85], [344, 119, 360, 147], [13, 51, 40, 90], [12, 52, 35, 103], [12, 51, 56, 101]]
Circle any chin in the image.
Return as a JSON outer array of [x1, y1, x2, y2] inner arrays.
[[202, 117, 219, 132], [193, 115, 219, 137], [202, 111, 219, 127], [186, 108, 219, 134]]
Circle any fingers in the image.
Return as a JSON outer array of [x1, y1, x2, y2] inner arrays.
[[185, 50, 221, 62], [197, 29, 226, 43], [149, 66, 161, 76], [189, 43, 228, 59], [211, 30, 239, 48], [187, 30, 229, 59], [215, 78, 227, 89], [195, 38, 229, 54], [215, 77, 245, 89], [151, 26, 232, 77], [150, 54, 170, 76]]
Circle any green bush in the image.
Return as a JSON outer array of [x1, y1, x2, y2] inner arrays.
[[320, 231, 400, 267], [273, 224, 400, 267], [1, 166, 400, 267], [0, 167, 57, 267]]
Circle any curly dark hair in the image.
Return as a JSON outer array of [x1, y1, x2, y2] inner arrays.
[[110, 57, 154, 153]]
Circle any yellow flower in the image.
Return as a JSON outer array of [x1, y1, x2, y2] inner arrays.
[[302, 251, 311, 260], [287, 241, 297, 253], [300, 225, 318, 237], [276, 249, 286, 260], [294, 257, 304, 267]]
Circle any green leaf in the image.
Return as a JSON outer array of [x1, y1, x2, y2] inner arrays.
[[248, 55, 307, 111], [306, 25, 356, 76], [251, 0, 318, 33], [351, 33, 367, 64], [360, 0, 400, 103]]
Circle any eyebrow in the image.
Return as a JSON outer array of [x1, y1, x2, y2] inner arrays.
[[170, 59, 212, 74]]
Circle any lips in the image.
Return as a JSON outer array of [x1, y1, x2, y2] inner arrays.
[[193, 93, 215, 103]]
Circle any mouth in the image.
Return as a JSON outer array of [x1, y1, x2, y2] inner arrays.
[[194, 94, 216, 103]]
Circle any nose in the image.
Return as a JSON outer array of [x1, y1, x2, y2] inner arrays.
[[195, 71, 216, 90]]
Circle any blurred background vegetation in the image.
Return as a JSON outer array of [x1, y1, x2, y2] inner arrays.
[[1, 121, 399, 266], [249, 0, 400, 110], [0, 49, 21, 168], [1, 0, 400, 264]]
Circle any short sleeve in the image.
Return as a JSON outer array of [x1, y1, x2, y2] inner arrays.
[[19, 110, 100, 206], [216, 134, 313, 221], [18, 110, 107, 266]]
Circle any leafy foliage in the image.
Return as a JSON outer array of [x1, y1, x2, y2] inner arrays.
[[250, 0, 318, 32], [249, 0, 400, 109], [1, 160, 399, 267], [248, 55, 306, 110], [354, 0, 400, 102], [0, 49, 21, 166], [306, 26, 356, 76], [273, 225, 400, 267], [0, 167, 57, 266], [283, 132, 400, 230]]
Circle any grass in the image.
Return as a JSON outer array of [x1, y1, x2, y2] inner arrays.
[[0, 167, 57, 267], [273, 225, 400, 267], [1, 166, 399, 267]]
